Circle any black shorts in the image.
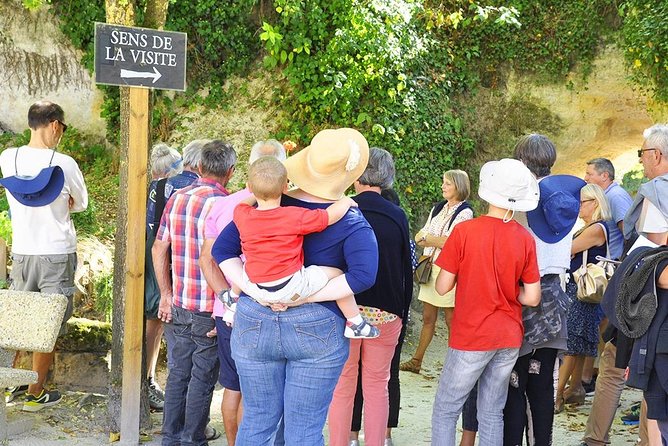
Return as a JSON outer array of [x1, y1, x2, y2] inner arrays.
[[215, 317, 240, 391]]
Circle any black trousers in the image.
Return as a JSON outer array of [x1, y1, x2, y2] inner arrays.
[[503, 347, 558, 446], [351, 323, 406, 431]]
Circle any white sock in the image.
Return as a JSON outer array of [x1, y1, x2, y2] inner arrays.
[[347, 314, 373, 336], [348, 314, 364, 326]]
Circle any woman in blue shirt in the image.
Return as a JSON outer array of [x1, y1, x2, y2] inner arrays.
[[212, 128, 378, 446]]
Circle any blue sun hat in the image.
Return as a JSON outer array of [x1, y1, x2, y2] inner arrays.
[[527, 175, 586, 243], [0, 148, 65, 207]]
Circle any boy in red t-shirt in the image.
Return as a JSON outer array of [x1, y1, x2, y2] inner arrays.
[[221, 156, 378, 339], [430, 158, 542, 446]]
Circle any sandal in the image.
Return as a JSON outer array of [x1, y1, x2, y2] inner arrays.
[[554, 395, 565, 414], [564, 387, 586, 406], [205, 425, 221, 441], [399, 358, 422, 374]]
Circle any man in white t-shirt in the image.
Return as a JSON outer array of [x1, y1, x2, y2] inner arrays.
[[0, 101, 88, 411]]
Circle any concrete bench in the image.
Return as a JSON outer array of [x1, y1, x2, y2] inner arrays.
[[0, 290, 68, 441]]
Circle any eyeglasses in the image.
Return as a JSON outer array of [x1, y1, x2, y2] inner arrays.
[[637, 148, 658, 157], [52, 120, 68, 133]]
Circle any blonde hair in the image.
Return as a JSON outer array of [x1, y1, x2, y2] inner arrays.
[[581, 183, 612, 222], [248, 156, 287, 200], [443, 169, 470, 201]]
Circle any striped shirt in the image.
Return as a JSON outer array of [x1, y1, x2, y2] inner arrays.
[[156, 178, 229, 313]]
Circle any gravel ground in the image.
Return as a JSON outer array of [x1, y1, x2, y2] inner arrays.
[[5, 312, 644, 446]]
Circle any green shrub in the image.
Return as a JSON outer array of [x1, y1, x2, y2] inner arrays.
[[93, 272, 114, 322], [620, 1, 668, 101], [0, 211, 12, 246], [621, 166, 647, 197]]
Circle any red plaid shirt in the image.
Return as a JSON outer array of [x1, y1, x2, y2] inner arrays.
[[156, 178, 228, 313]]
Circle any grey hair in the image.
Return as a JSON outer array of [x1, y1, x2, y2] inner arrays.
[[182, 139, 211, 168], [586, 157, 615, 181], [200, 140, 237, 177], [150, 143, 182, 178], [643, 124, 668, 158], [513, 134, 557, 178], [357, 147, 395, 189], [444, 169, 471, 201], [249, 139, 286, 164]]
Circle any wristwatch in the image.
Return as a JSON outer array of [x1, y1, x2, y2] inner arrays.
[[216, 289, 231, 303]]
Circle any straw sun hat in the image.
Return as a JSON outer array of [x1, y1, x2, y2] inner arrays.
[[283, 128, 370, 200]]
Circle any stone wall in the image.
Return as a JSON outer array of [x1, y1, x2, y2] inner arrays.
[[508, 45, 668, 178], [16, 318, 111, 394], [0, 0, 105, 137]]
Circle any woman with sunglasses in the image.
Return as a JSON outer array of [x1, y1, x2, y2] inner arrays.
[[555, 183, 612, 413]]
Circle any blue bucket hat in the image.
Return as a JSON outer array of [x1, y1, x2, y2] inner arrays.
[[527, 174, 586, 243], [0, 165, 65, 207]]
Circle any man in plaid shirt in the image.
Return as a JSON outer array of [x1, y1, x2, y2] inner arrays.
[[153, 140, 237, 445]]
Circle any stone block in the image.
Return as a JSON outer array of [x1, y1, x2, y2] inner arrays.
[[53, 351, 110, 394]]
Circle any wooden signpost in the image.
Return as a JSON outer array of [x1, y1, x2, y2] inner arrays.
[[94, 22, 186, 445]]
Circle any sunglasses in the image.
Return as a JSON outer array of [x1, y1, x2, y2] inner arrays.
[[52, 120, 68, 133], [637, 148, 658, 157]]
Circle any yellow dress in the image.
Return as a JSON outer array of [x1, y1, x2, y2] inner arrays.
[[416, 202, 473, 308]]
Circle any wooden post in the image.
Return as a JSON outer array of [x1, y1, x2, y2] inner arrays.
[[120, 86, 149, 445]]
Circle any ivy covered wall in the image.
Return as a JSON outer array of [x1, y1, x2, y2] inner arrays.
[[9, 0, 668, 226]]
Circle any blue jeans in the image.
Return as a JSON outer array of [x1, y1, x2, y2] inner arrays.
[[432, 347, 519, 446], [231, 296, 349, 446], [162, 305, 219, 446]]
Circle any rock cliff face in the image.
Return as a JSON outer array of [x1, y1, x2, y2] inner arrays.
[[508, 45, 668, 179], [0, 0, 105, 136]]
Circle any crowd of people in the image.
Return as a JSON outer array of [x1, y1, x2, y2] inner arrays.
[[2, 100, 668, 446]]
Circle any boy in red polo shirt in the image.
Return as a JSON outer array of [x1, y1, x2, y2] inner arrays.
[[223, 156, 378, 339], [430, 159, 542, 445]]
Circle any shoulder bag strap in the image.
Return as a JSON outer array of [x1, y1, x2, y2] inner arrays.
[[593, 221, 611, 260], [581, 247, 589, 267], [152, 178, 168, 237], [601, 222, 611, 259]]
